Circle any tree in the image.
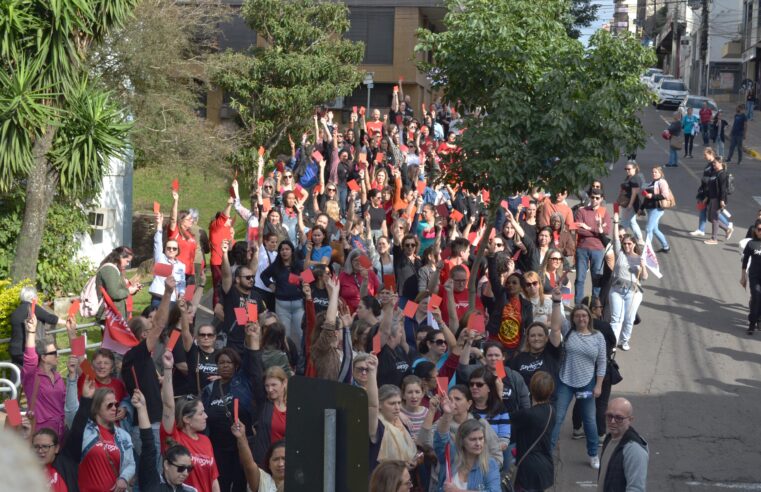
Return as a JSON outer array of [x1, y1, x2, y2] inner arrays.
[[567, 0, 601, 39], [208, 0, 364, 167], [89, 0, 235, 171], [1, 1, 136, 283], [415, 0, 656, 303]]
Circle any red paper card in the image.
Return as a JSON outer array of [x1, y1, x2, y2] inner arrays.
[[347, 180, 360, 192], [183, 285, 195, 302], [258, 146, 265, 156], [131, 365, 140, 391], [288, 273, 301, 285], [437, 376, 449, 396], [352, 106, 357, 114], [300, 269, 315, 284], [334, 220, 344, 230], [436, 204, 450, 219], [372, 332, 382, 355], [357, 255, 372, 270], [234, 307, 248, 326], [416, 180, 426, 195], [495, 360, 507, 380], [440, 247, 451, 261], [428, 294, 443, 311], [313, 183, 322, 194], [153, 201, 160, 214], [312, 150, 323, 162], [613, 202, 620, 214], [171, 179, 179, 192], [359, 106, 366, 116], [233, 398, 239, 423], [521, 196, 531, 207], [276, 161, 285, 173], [562, 293, 574, 300], [30, 298, 36, 318], [247, 303, 258, 323], [4, 399, 22, 427], [383, 274, 396, 291], [229, 186, 236, 199], [467, 232, 477, 243], [500, 200, 509, 210], [375, 152, 384, 163], [68, 299, 80, 319], [71, 336, 86, 357], [167, 329, 181, 352], [262, 198, 272, 213], [481, 190, 490, 204], [153, 263, 173, 277], [258, 176, 264, 187], [393, 85, 399, 93], [358, 151, 368, 162], [511, 249, 522, 261], [395, 114, 403, 126], [468, 313, 485, 333], [450, 209, 464, 222], [80, 359, 96, 380], [400, 144, 409, 153], [403, 301, 419, 318]]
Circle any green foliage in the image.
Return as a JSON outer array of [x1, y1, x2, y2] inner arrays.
[[567, 0, 600, 39], [0, 192, 93, 296], [416, 0, 656, 201], [0, 278, 32, 362], [208, 0, 365, 167]]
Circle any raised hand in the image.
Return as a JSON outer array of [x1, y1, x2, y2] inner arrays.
[[131, 389, 146, 410], [162, 350, 174, 370]]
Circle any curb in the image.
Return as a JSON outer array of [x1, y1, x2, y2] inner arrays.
[[747, 147, 761, 160]]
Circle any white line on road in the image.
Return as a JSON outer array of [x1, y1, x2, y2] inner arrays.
[[685, 481, 761, 490], [754, 196, 761, 207], [575, 481, 597, 488]]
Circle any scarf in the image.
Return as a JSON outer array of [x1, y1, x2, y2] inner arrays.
[[377, 414, 417, 463]]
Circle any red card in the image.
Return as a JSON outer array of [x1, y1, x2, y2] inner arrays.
[[400, 145, 409, 153], [4, 399, 22, 427], [288, 273, 301, 285], [262, 197, 272, 213], [312, 150, 323, 162], [500, 200, 509, 210], [347, 180, 360, 192], [153, 201, 160, 214], [68, 299, 80, 319], [334, 220, 344, 230], [450, 209, 464, 222], [395, 114, 403, 126], [428, 294, 443, 311], [393, 85, 399, 93], [359, 106, 366, 116], [481, 190, 490, 204], [29, 298, 36, 319], [375, 152, 384, 163], [234, 307, 248, 326], [258, 146, 265, 156], [416, 180, 426, 195], [562, 293, 574, 301], [468, 313, 485, 333], [511, 249, 522, 261], [357, 255, 372, 270], [171, 179, 179, 192], [71, 336, 86, 357], [247, 303, 258, 323], [359, 151, 368, 162], [467, 232, 477, 243], [153, 263, 173, 277], [437, 376, 449, 396], [352, 106, 357, 114], [80, 359, 96, 380], [521, 196, 531, 208], [383, 274, 396, 291], [131, 365, 140, 391], [300, 269, 315, 284], [229, 186, 236, 199], [440, 247, 451, 261], [313, 183, 322, 194], [436, 204, 450, 219], [403, 301, 419, 318], [183, 285, 196, 302], [233, 398, 239, 423], [495, 360, 507, 380], [372, 332, 382, 355], [166, 329, 181, 351], [258, 176, 264, 187], [613, 202, 620, 214]]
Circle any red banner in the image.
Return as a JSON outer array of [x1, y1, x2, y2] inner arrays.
[[100, 288, 139, 353]]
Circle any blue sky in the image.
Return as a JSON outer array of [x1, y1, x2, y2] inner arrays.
[[579, 0, 612, 46]]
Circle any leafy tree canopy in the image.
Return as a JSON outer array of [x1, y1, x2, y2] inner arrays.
[[208, 0, 365, 167], [567, 0, 601, 39]]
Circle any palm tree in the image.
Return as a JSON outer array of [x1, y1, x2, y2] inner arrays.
[[0, 0, 136, 282]]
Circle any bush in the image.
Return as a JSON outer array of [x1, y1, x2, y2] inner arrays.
[[0, 279, 33, 362], [0, 191, 93, 296]]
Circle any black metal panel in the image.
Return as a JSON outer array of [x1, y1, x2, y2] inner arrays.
[[346, 7, 394, 65]]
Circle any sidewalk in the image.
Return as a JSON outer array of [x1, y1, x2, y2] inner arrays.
[[717, 103, 760, 161]]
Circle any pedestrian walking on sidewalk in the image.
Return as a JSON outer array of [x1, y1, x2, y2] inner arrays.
[[616, 162, 644, 243], [726, 104, 748, 165], [740, 219, 761, 335], [690, 148, 732, 237], [746, 85, 756, 121], [682, 108, 699, 158], [598, 398, 649, 492], [641, 166, 672, 252], [710, 111, 728, 157], [703, 159, 731, 245], [608, 217, 647, 351], [666, 112, 682, 167], [699, 102, 713, 145]]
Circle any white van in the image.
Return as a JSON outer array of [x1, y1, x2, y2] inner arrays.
[[656, 79, 688, 109]]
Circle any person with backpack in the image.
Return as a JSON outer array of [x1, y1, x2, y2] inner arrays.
[[703, 159, 732, 245], [95, 246, 141, 321], [690, 148, 732, 237]]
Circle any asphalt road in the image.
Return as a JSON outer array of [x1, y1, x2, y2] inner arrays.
[[553, 106, 761, 491]]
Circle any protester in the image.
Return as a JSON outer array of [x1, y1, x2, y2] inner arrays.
[[512, 372, 555, 491], [96, 246, 141, 321], [609, 216, 647, 350], [641, 166, 672, 252], [598, 398, 649, 491], [9, 286, 58, 366]]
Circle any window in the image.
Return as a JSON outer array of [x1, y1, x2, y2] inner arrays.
[[87, 209, 114, 230], [346, 7, 394, 65], [661, 81, 686, 91], [218, 7, 257, 52]]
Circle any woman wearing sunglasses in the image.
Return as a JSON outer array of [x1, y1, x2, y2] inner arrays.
[[609, 214, 647, 351], [78, 385, 135, 492], [133, 389, 197, 491], [149, 212, 186, 308]]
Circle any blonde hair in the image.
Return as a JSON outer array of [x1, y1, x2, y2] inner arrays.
[[522, 270, 545, 303], [325, 200, 341, 222], [652, 166, 665, 179], [264, 366, 289, 404]]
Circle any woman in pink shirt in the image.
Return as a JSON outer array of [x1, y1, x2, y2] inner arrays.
[[22, 314, 67, 440]]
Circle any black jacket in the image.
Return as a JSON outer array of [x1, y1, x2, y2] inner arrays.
[[138, 428, 198, 491], [9, 302, 58, 359], [706, 169, 728, 202], [599, 426, 649, 492], [485, 254, 534, 353]]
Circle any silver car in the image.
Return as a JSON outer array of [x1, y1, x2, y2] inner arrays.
[[678, 95, 718, 118], [656, 79, 688, 109]]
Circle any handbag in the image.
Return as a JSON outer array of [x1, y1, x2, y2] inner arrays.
[[658, 191, 676, 209], [608, 352, 623, 385], [501, 406, 554, 492], [669, 138, 683, 150]]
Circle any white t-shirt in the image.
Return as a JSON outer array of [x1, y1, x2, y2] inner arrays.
[[246, 470, 277, 492]]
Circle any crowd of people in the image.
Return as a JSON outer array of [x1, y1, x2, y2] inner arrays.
[[28, 83, 761, 491]]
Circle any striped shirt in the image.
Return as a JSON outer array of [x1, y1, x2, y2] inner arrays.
[[559, 322, 607, 388], [473, 408, 511, 440], [401, 406, 429, 442]]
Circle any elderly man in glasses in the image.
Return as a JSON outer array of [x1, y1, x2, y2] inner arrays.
[[598, 398, 649, 492]]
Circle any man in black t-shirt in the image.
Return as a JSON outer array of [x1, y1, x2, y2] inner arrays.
[[220, 239, 263, 354]]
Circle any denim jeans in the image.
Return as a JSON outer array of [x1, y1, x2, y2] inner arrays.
[[574, 248, 605, 305], [715, 139, 725, 158], [621, 206, 643, 242], [684, 133, 694, 156], [609, 286, 643, 344], [696, 206, 729, 232], [551, 377, 598, 457], [747, 100, 755, 121], [726, 135, 743, 163], [276, 298, 305, 353], [701, 123, 710, 145], [645, 208, 669, 249], [668, 147, 679, 166]]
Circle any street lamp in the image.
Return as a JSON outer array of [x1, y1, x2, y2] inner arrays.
[[363, 72, 374, 112]]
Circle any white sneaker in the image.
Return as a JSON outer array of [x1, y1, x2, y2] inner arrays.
[[689, 230, 705, 237], [621, 341, 631, 351], [590, 455, 600, 469]]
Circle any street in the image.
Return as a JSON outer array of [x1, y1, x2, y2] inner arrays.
[[554, 105, 761, 491]]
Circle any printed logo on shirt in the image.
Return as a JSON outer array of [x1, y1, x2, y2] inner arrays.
[[209, 394, 233, 408], [518, 359, 545, 374], [191, 454, 215, 468]]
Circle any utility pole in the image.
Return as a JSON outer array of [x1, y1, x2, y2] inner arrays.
[[700, 0, 709, 95]]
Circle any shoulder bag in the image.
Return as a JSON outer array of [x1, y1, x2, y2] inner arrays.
[[657, 180, 676, 209], [501, 406, 554, 492]]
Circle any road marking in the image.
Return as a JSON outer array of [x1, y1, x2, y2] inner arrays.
[[754, 196, 761, 207], [575, 481, 597, 488], [685, 481, 761, 490]]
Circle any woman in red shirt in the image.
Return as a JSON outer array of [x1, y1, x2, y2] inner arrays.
[[170, 189, 199, 284], [338, 250, 379, 313], [252, 366, 288, 465], [76, 348, 128, 421], [159, 350, 220, 492]]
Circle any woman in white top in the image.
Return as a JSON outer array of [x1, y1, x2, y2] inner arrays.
[[522, 270, 564, 323], [149, 212, 186, 306], [233, 421, 284, 492]]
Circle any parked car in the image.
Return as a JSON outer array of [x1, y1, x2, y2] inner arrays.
[[678, 95, 719, 118], [656, 79, 688, 109], [641, 68, 663, 85], [648, 73, 673, 92]]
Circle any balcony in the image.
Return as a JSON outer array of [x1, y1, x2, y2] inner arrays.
[[722, 39, 742, 58]]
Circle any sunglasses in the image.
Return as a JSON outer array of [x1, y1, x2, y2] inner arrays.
[[433, 339, 447, 346], [198, 333, 216, 338], [166, 246, 178, 251], [44, 350, 58, 356], [469, 381, 486, 388], [106, 402, 118, 410], [264, 185, 273, 189], [404, 243, 417, 248], [355, 366, 369, 373], [604, 413, 630, 424], [525, 281, 539, 287], [169, 461, 194, 473], [550, 257, 562, 261], [238, 275, 254, 280], [284, 174, 293, 179], [327, 188, 336, 192]]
